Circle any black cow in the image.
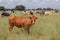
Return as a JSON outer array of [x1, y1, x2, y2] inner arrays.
[[1, 12, 11, 17]]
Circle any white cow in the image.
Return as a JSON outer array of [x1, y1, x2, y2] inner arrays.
[[22, 11, 31, 17], [44, 11, 52, 16]]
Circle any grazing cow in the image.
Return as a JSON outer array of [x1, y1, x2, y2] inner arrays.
[[36, 12, 40, 14], [12, 10, 15, 13], [9, 15, 37, 34], [44, 11, 52, 16], [23, 11, 34, 15], [37, 10, 45, 16], [11, 10, 15, 13], [55, 10, 58, 13], [30, 11, 33, 15], [1, 12, 11, 17], [24, 11, 30, 15], [40, 11, 45, 15], [22, 11, 32, 17]]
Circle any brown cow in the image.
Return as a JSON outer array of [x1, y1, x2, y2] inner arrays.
[[9, 15, 37, 34], [55, 10, 58, 13]]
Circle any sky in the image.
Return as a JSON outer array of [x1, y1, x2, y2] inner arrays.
[[0, 0, 60, 9]]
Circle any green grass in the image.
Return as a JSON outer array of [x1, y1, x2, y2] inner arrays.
[[0, 10, 60, 40]]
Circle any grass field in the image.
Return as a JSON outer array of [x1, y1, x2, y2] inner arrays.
[[0, 10, 60, 40]]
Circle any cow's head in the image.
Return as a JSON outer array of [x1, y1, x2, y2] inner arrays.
[[30, 15, 37, 24]]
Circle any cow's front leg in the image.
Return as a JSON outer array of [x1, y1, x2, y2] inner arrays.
[[9, 26, 14, 32], [24, 26, 30, 34], [9, 22, 14, 32]]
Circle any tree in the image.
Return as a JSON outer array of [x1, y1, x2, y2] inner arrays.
[[15, 5, 26, 11], [43, 8, 52, 10], [0, 6, 5, 10], [42, 8, 47, 10], [46, 8, 52, 10], [36, 8, 42, 10]]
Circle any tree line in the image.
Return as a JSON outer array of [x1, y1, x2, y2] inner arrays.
[[0, 5, 58, 11], [0, 5, 25, 11]]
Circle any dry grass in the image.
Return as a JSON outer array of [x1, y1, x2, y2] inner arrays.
[[0, 10, 60, 40]]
